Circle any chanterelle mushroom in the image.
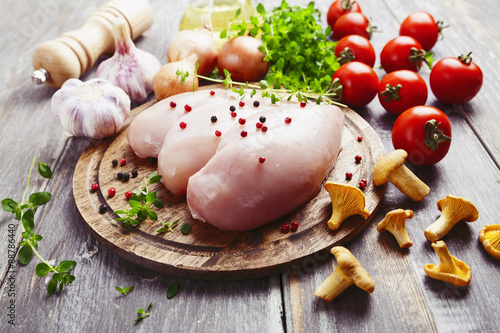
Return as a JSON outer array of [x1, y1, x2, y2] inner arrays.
[[424, 195, 479, 242], [324, 182, 370, 230], [424, 240, 472, 287], [372, 149, 430, 201], [314, 246, 375, 302], [479, 224, 500, 260], [377, 209, 414, 248]]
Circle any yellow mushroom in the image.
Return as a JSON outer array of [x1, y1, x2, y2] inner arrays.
[[372, 149, 430, 202], [324, 182, 370, 230], [424, 195, 479, 242], [377, 209, 414, 248], [314, 246, 375, 302], [424, 240, 472, 287], [479, 224, 500, 260]]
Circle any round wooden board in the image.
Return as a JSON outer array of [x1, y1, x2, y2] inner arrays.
[[73, 101, 386, 280]]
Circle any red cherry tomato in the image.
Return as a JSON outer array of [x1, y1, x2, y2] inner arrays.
[[380, 36, 429, 73], [392, 106, 452, 166], [400, 11, 444, 51], [333, 12, 372, 41], [378, 70, 428, 116], [332, 61, 379, 108], [430, 52, 483, 105], [334, 35, 376, 67], [327, 0, 362, 28]]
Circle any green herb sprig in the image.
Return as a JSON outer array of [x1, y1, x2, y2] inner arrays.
[[135, 302, 153, 323], [114, 171, 164, 228], [116, 285, 135, 296], [1, 157, 76, 295]]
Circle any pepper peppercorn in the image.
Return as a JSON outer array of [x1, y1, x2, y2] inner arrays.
[[99, 204, 108, 214]]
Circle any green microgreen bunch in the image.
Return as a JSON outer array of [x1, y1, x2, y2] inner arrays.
[[114, 171, 164, 228], [116, 285, 135, 296], [156, 219, 179, 233], [135, 302, 153, 323], [215, 0, 343, 105], [1, 157, 76, 295]]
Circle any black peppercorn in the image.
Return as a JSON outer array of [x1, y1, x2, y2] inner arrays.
[[99, 204, 107, 214], [259, 116, 266, 123], [131, 169, 138, 178], [123, 172, 130, 182], [229, 105, 236, 111], [117, 172, 123, 180], [211, 115, 217, 123], [112, 159, 118, 167], [253, 100, 260, 107]]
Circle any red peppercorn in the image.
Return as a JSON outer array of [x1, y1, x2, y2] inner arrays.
[[239, 101, 245, 107], [120, 158, 126, 166], [238, 118, 246, 125], [284, 117, 292, 124], [259, 157, 266, 163], [345, 172, 352, 180], [215, 130, 222, 137], [355, 155, 362, 163], [358, 181, 366, 189], [281, 223, 290, 233], [125, 191, 133, 199], [290, 221, 299, 231], [261, 126, 268, 132], [184, 104, 192, 112], [256, 122, 263, 129], [169, 101, 176, 108], [300, 101, 307, 108], [357, 136, 363, 142], [108, 188, 116, 196], [360, 178, 367, 185], [179, 121, 187, 129], [210, 90, 215, 96], [91, 183, 99, 191], [240, 130, 248, 137], [231, 112, 237, 118]]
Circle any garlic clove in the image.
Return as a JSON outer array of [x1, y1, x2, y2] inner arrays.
[[51, 78, 131, 139], [97, 17, 161, 104]]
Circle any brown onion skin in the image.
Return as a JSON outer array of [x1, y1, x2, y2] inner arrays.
[[153, 54, 199, 101], [217, 36, 269, 82], [167, 28, 218, 77]]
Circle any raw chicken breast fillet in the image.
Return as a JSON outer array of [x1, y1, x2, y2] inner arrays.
[[186, 102, 344, 231]]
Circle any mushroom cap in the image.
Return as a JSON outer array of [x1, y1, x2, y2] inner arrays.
[[373, 149, 408, 186], [479, 224, 500, 260], [324, 182, 370, 230], [424, 241, 472, 287], [376, 208, 414, 232], [331, 246, 375, 293], [437, 195, 479, 222]]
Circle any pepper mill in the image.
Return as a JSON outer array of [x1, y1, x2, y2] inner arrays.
[[32, 0, 153, 89]]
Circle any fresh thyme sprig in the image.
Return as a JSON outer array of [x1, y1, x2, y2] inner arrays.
[[135, 302, 153, 323], [1, 157, 76, 295]]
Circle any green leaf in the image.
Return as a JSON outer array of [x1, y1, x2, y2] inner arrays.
[[56, 260, 76, 273], [47, 278, 58, 295], [128, 200, 143, 210], [21, 209, 35, 232], [29, 192, 52, 206], [18, 244, 33, 265], [36, 263, 52, 277], [145, 192, 157, 203], [181, 223, 191, 235], [153, 199, 164, 209], [37, 162, 52, 179], [116, 285, 134, 296], [147, 210, 158, 221], [1, 198, 18, 212], [166, 283, 179, 299]]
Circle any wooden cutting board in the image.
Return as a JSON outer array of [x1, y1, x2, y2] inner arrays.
[[73, 100, 386, 280]]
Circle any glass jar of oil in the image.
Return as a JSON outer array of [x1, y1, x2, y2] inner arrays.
[[180, 0, 257, 48]]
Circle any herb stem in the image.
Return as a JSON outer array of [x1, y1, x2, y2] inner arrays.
[[21, 157, 37, 203], [27, 239, 53, 269]]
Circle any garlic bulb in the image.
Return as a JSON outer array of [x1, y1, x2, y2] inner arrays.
[[51, 78, 131, 139], [97, 17, 161, 104]]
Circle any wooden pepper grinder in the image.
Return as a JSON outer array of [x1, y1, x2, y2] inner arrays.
[[32, 0, 153, 89]]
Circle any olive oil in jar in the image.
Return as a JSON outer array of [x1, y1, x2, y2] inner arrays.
[[180, 0, 257, 48]]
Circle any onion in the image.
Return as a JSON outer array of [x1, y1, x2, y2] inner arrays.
[[167, 20, 218, 76], [217, 36, 269, 82], [152, 54, 199, 101]]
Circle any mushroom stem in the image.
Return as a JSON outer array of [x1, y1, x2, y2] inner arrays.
[[432, 241, 455, 268], [388, 164, 430, 201], [425, 215, 453, 242], [327, 211, 350, 230], [424, 241, 472, 287], [314, 266, 353, 302], [386, 224, 413, 248]]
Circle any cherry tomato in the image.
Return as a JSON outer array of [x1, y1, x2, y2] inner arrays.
[[334, 35, 376, 67], [333, 12, 373, 41], [380, 36, 429, 73], [378, 70, 428, 116], [327, 0, 362, 28], [332, 61, 379, 108], [430, 52, 483, 105], [400, 11, 444, 51], [392, 106, 452, 166]]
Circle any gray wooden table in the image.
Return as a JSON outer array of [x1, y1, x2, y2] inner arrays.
[[1, 0, 499, 332]]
